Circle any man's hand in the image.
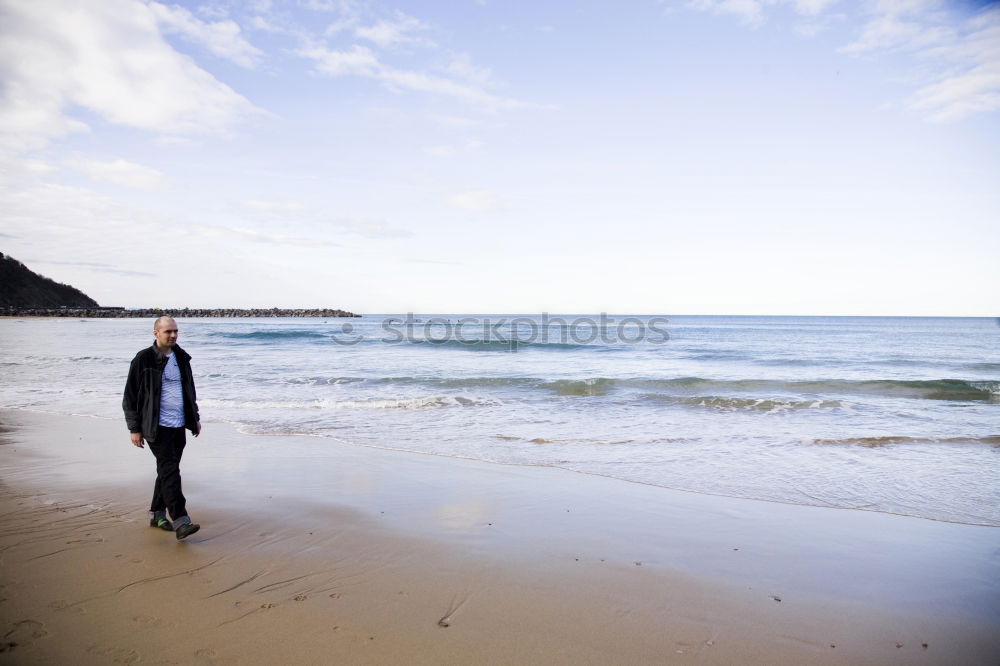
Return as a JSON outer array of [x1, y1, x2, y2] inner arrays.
[[130, 432, 145, 448], [193, 421, 202, 437]]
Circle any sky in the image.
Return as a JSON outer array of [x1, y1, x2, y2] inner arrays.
[[1, 0, 998, 316]]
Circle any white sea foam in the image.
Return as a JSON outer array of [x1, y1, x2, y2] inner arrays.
[[2, 315, 998, 525], [200, 395, 497, 410]]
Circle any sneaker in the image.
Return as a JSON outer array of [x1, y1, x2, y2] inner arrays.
[[175, 522, 201, 541], [149, 517, 174, 531]]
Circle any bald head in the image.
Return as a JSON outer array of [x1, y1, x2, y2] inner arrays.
[[154, 316, 176, 332], [152, 316, 178, 352]]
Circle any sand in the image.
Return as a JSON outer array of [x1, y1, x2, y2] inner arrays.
[[0, 408, 997, 665]]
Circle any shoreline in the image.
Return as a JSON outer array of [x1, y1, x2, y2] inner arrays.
[[1, 408, 998, 664], [221, 416, 1000, 529]]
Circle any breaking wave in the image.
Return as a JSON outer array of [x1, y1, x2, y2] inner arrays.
[[201, 395, 496, 410], [545, 377, 999, 401], [209, 330, 329, 340], [642, 394, 843, 412], [263, 375, 1000, 402], [812, 435, 1000, 448]]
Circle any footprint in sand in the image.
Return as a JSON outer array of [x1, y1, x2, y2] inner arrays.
[[130, 614, 173, 629], [294, 595, 307, 601], [3, 619, 48, 648], [86, 645, 140, 664]]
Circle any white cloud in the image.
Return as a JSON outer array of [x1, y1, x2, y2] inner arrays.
[[688, 0, 836, 25], [908, 9, 1000, 121], [0, 159, 357, 307], [911, 66, 1000, 121], [23, 160, 57, 175], [249, 14, 288, 33], [319, 0, 366, 34], [840, 14, 953, 54], [355, 11, 434, 48], [298, 6, 536, 109], [380, 66, 518, 107], [154, 135, 198, 146], [304, 0, 356, 12], [148, 2, 264, 68], [0, 174, 178, 293], [297, 44, 535, 110], [686, 0, 1000, 122], [424, 138, 484, 157], [447, 189, 502, 213], [869, 0, 943, 16], [333, 217, 411, 239], [196, 5, 230, 20], [0, 0, 261, 149], [687, 0, 942, 29], [687, 0, 776, 26], [298, 43, 380, 75], [195, 224, 340, 247], [794, 21, 825, 37], [791, 0, 837, 16], [244, 199, 305, 212], [445, 53, 497, 87], [68, 158, 167, 190], [843, 4, 1000, 122], [246, 0, 272, 13], [424, 145, 455, 157], [240, 197, 410, 239], [31, 259, 155, 277], [430, 114, 484, 129]]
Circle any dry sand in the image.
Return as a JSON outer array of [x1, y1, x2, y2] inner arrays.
[[1, 408, 997, 665]]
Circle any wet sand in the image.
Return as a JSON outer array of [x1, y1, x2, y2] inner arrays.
[[1, 408, 998, 664]]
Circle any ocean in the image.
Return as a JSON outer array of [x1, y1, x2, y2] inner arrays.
[[1, 315, 997, 526]]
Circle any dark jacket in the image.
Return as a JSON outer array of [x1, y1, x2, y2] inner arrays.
[[123, 344, 200, 441]]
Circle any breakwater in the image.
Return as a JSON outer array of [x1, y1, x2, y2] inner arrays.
[[1, 307, 360, 318]]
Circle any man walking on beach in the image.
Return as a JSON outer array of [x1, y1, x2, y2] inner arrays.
[[123, 316, 202, 540]]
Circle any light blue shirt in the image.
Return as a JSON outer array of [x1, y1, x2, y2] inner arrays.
[[159, 353, 185, 427]]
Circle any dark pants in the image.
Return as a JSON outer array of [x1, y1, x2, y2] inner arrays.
[[148, 426, 187, 520]]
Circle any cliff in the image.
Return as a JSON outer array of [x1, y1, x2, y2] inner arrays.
[[0, 253, 360, 317], [0, 252, 99, 308]]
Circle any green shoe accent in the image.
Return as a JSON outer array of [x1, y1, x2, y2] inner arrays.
[[150, 517, 174, 531]]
